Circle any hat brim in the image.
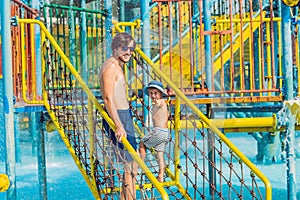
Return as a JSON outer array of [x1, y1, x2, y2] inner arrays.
[[144, 85, 165, 96]]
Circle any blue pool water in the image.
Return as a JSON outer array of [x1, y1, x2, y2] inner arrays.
[[0, 130, 93, 200], [0, 131, 299, 199]]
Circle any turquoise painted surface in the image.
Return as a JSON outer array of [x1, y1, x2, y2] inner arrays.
[[0, 79, 5, 162]]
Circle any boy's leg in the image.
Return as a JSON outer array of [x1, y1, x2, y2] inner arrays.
[[157, 151, 165, 182], [139, 142, 147, 161]]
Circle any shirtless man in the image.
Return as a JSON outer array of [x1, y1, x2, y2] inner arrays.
[[99, 32, 137, 200], [139, 80, 170, 182]]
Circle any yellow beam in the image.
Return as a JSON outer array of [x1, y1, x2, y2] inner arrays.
[[169, 116, 278, 132], [169, 96, 283, 104]]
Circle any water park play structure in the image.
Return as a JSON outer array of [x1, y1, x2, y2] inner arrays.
[[1, 0, 300, 199]]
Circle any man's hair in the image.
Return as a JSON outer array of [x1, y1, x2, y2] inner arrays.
[[111, 32, 136, 51]]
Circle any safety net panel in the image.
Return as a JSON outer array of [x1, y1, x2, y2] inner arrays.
[[41, 30, 167, 199]]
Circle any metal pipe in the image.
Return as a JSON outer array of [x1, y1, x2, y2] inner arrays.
[[266, 22, 272, 93], [105, 0, 113, 58], [88, 98, 96, 185], [168, 1, 173, 80], [37, 112, 47, 199], [178, 2, 183, 89], [171, 97, 191, 199], [1, 0, 16, 198], [176, 116, 277, 131], [141, 0, 151, 57], [69, 0, 76, 67], [203, 0, 212, 91], [258, 0, 265, 92], [238, 0, 245, 91], [14, 113, 21, 163], [188, 1, 194, 89], [80, 0, 88, 83], [30, 113, 37, 155], [141, 0, 151, 126], [269, 1, 276, 90], [157, 2, 163, 70], [281, 3, 297, 200], [119, 0, 125, 22], [30, 23, 37, 99], [298, 19, 300, 96], [174, 97, 180, 181], [249, 0, 255, 91], [32, 0, 42, 99]]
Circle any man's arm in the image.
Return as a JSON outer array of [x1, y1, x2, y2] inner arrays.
[[100, 63, 126, 141]]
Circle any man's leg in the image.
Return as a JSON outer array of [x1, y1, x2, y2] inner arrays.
[[121, 161, 138, 200]]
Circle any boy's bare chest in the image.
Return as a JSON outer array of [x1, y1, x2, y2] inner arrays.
[[151, 105, 159, 114]]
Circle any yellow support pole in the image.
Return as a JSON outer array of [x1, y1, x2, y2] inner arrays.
[[278, 21, 283, 94], [164, 97, 191, 199], [174, 97, 181, 181], [88, 98, 97, 192], [239, 12, 244, 93], [258, 23, 263, 95], [173, 97, 191, 200], [30, 23, 36, 100], [265, 22, 272, 95], [296, 18, 300, 96]]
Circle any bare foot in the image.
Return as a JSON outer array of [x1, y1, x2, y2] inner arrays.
[[157, 176, 164, 183]]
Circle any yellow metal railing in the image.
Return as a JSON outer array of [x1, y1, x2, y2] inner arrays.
[[134, 46, 272, 200], [16, 17, 273, 199]]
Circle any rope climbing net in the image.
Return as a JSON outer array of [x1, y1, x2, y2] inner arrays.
[[40, 39, 268, 199]]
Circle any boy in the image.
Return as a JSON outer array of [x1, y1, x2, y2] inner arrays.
[[139, 80, 170, 182]]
